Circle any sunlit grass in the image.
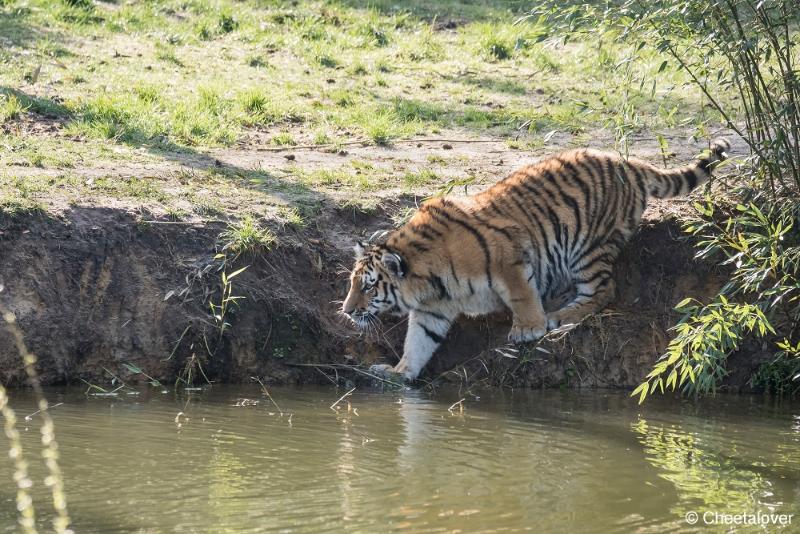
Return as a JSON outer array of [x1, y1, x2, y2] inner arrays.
[[402, 168, 438, 187], [220, 215, 277, 256], [0, 0, 716, 153], [0, 0, 731, 214], [0, 93, 26, 124]]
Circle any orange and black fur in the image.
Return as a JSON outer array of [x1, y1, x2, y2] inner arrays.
[[343, 139, 730, 380]]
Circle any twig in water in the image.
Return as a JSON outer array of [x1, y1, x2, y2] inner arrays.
[[448, 398, 465, 413], [313, 366, 338, 386], [79, 378, 109, 395], [25, 402, 63, 421], [251, 376, 283, 415], [330, 387, 356, 411]]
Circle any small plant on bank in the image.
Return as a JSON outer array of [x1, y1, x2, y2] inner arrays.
[[750, 339, 800, 396], [205, 217, 276, 351], [362, 110, 398, 146], [0, 93, 27, 124], [209, 265, 248, 338], [402, 168, 438, 187], [271, 132, 296, 146], [219, 216, 276, 258], [277, 206, 306, 228], [633, 198, 800, 401], [176, 353, 212, 389]]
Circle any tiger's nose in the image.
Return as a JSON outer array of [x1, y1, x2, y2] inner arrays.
[[342, 299, 356, 315]]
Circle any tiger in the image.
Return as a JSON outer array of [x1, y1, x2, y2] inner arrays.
[[342, 138, 730, 381]]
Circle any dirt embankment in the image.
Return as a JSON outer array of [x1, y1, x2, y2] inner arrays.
[[0, 195, 768, 392]]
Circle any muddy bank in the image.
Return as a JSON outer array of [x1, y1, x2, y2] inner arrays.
[[0, 202, 764, 391]]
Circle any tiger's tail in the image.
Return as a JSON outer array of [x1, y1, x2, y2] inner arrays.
[[644, 138, 730, 199]]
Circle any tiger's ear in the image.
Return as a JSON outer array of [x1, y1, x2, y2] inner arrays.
[[381, 251, 406, 279], [353, 242, 368, 259]]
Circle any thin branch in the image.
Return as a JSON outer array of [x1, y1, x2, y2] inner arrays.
[[251, 376, 283, 415], [330, 387, 356, 411]]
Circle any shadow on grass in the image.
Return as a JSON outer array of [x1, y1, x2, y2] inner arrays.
[[339, 0, 530, 21], [0, 87, 71, 119], [2, 85, 328, 218], [0, 6, 53, 50], [455, 75, 530, 96]]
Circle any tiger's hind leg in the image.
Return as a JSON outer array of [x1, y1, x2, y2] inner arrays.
[[546, 261, 616, 330], [495, 265, 548, 342]]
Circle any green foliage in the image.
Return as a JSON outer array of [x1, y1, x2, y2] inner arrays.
[[271, 131, 296, 146], [635, 198, 800, 401], [1, 88, 69, 118], [402, 168, 438, 187], [362, 109, 398, 146], [750, 339, 800, 396], [220, 216, 276, 257], [485, 38, 512, 60], [427, 175, 477, 198], [0, 92, 26, 123], [277, 206, 306, 228], [209, 265, 248, 337], [633, 297, 774, 403]]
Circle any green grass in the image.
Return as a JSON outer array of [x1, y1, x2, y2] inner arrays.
[[277, 206, 306, 228], [271, 132, 296, 146], [0, 92, 26, 123], [0, 176, 45, 216], [0, 0, 733, 213], [402, 169, 438, 187], [0, 0, 717, 151], [155, 43, 183, 66], [220, 216, 277, 256]]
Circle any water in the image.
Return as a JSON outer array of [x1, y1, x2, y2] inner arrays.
[[1, 386, 799, 533]]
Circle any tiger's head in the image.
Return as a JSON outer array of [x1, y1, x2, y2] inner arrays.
[[342, 242, 408, 329]]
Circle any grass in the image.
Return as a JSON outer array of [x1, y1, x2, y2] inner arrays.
[[271, 132, 296, 146], [277, 206, 306, 228], [0, 0, 715, 145], [402, 169, 438, 187], [220, 216, 277, 256], [0, 92, 26, 123], [0, 194, 44, 218], [0, 0, 733, 219]]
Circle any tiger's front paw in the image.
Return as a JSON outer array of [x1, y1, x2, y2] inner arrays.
[[508, 323, 547, 343], [368, 363, 409, 385]]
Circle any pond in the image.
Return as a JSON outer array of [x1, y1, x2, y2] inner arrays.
[[1, 386, 799, 532]]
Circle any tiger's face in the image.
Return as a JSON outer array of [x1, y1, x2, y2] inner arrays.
[[342, 242, 407, 329]]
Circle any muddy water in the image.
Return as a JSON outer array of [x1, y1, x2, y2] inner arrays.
[[1, 387, 799, 533]]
